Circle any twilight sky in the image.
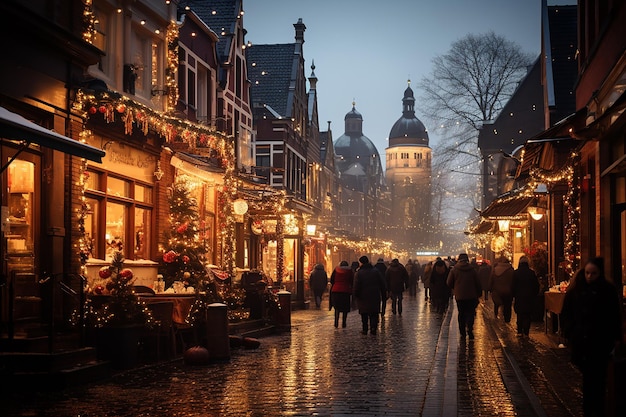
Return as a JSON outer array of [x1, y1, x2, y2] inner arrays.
[[242, 0, 572, 167]]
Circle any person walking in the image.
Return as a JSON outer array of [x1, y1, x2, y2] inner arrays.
[[489, 256, 514, 322], [354, 256, 387, 335], [309, 263, 328, 309], [385, 258, 409, 315], [329, 261, 354, 328], [561, 257, 622, 417], [477, 260, 492, 301], [406, 259, 418, 297], [447, 253, 482, 340], [374, 258, 388, 316], [421, 260, 431, 301], [429, 259, 450, 314], [512, 256, 539, 336]]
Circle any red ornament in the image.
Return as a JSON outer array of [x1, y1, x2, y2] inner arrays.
[[88, 106, 97, 115], [98, 105, 107, 114], [119, 268, 133, 279], [98, 267, 112, 279], [182, 255, 190, 264], [93, 285, 104, 295], [176, 223, 188, 234], [163, 250, 178, 263], [116, 104, 126, 113]]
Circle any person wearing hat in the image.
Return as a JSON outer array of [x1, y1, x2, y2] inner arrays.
[[512, 256, 540, 336], [353, 255, 387, 335], [447, 253, 482, 340]]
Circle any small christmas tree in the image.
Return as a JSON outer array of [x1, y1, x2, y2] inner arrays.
[[159, 176, 208, 290], [84, 251, 153, 327]]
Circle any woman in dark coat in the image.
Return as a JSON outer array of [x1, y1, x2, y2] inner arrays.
[[561, 257, 622, 417], [512, 256, 539, 336], [489, 257, 514, 322], [353, 256, 387, 335], [308, 264, 328, 309], [330, 261, 354, 328], [429, 259, 450, 314]]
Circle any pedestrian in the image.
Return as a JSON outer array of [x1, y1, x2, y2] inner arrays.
[[489, 256, 514, 322], [429, 259, 450, 314], [354, 255, 386, 335], [477, 260, 492, 301], [329, 261, 354, 328], [512, 256, 539, 337], [350, 260, 360, 310], [374, 257, 388, 316], [406, 259, 418, 297], [447, 253, 482, 340], [561, 257, 622, 417], [308, 263, 328, 309], [421, 259, 431, 301], [385, 258, 408, 315]]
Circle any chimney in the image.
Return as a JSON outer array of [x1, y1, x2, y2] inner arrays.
[[294, 18, 306, 44]]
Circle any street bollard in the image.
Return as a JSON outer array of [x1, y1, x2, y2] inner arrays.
[[206, 303, 230, 361], [275, 290, 291, 331]]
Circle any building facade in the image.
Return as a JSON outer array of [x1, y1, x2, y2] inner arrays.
[[385, 83, 432, 253]]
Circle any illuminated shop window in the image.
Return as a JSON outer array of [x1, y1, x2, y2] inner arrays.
[[85, 170, 153, 260]]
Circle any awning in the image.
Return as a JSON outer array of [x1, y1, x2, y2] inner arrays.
[[471, 220, 495, 234], [0, 106, 105, 170], [481, 195, 534, 220]]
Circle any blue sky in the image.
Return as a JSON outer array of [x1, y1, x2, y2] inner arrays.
[[241, 0, 574, 165]]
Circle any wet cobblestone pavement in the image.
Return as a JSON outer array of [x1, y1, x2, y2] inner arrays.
[[1, 292, 586, 416]]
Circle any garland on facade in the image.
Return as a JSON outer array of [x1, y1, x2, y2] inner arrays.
[[82, 0, 97, 45], [529, 152, 580, 278], [165, 20, 179, 111]]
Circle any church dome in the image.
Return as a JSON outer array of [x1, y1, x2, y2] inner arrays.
[[388, 82, 429, 146], [334, 104, 384, 192]]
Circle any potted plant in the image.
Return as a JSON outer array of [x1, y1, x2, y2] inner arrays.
[[83, 251, 153, 369]]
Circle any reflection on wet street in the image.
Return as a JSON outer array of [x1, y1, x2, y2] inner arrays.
[[2, 294, 585, 416], [3, 296, 445, 416]]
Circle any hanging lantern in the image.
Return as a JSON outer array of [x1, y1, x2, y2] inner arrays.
[[233, 198, 249, 215]]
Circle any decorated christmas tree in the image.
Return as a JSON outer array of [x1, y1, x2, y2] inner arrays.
[[160, 175, 207, 290], [84, 250, 153, 327]]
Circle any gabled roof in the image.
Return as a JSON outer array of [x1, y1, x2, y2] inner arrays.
[[179, 0, 240, 63], [246, 43, 297, 117]]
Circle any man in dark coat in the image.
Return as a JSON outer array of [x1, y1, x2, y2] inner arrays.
[[308, 264, 328, 309], [385, 259, 409, 315], [354, 256, 386, 335], [447, 253, 482, 340], [374, 258, 388, 316], [512, 256, 539, 336]]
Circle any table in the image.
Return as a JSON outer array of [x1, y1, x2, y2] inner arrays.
[[142, 294, 196, 325], [544, 291, 566, 336]]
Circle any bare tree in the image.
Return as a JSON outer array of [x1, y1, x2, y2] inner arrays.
[[419, 32, 533, 251]]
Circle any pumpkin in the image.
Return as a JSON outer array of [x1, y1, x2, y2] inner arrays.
[[183, 346, 210, 366]]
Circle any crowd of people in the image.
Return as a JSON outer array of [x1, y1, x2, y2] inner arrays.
[[310, 253, 623, 417]]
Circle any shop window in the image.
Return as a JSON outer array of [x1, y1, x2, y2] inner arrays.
[[107, 176, 130, 198], [85, 172, 153, 261], [135, 184, 152, 203], [4, 158, 36, 273]]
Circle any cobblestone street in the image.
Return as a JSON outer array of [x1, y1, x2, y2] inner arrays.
[[1, 292, 586, 416]]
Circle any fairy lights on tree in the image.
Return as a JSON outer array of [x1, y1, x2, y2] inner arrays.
[[160, 175, 207, 290]]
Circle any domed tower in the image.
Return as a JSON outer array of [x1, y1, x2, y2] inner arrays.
[[386, 81, 432, 251], [334, 103, 384, 195], [334, 103, 386, 238]]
